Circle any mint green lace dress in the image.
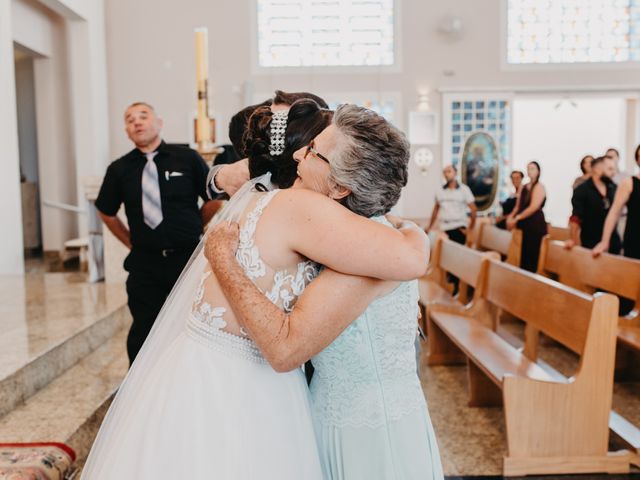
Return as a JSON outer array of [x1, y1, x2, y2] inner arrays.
[[309, 273, 443, 480]]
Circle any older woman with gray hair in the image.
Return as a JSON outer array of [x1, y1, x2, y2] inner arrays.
[[208, 103, 444, 480]]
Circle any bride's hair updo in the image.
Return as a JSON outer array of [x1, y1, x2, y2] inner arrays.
[[244, 99, 333, 188]]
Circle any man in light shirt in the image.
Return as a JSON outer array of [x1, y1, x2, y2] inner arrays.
[[425, 164, 477, 293]]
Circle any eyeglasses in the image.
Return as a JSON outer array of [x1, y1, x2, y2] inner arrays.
[[305, 141, 330, 163]]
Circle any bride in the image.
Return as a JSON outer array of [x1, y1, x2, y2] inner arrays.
[[81, 99, 428, 479]]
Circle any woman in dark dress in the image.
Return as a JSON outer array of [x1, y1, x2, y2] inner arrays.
[[507, 161, 548, 272], [593, 145, 640, 259]]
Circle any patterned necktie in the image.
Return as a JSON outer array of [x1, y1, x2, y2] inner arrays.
[[142, 151, 163, 229]]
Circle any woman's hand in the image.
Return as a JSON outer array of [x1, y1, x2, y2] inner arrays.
[[204, 222, 240, 266], [592, 241, 609, 257], [506, 215, 517, 231]]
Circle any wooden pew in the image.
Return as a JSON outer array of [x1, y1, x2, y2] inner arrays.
[[548, 224, 570, 241], [418, 236, 498, 357], [536, 237, 640, 454], [465, 217, 491, 248], [537, 237, 640, 346], [427, 259, 632, 476], [473, 222, 522, 267]]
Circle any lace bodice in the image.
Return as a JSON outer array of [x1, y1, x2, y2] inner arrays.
[[188, 189, 319, 361], [310, 218, 425, 428]]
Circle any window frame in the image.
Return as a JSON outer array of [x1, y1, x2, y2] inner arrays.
[[250, 0, 403, 75], [252, 90, 403, 128], [500, 0, 640, 71]]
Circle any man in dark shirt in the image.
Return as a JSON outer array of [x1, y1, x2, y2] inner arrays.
[[566, 156, 621, 252], [496, 170, 524, 229], [95, 102, 212, 364]]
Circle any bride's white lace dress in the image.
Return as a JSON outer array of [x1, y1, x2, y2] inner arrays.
[[82, 189, 324, 479]]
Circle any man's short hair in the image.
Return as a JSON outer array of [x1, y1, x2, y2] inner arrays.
[[444, 164, 457, 173], [606, 148, 619, 157], [125, 102, 155, 113], [591, 156, 606, 168], [510, 170, 524, 178]]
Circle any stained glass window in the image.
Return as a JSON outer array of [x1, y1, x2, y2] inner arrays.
[[257, 0, 395, 67], [447, 98, 512, 203], [507, 0, 640, 64]]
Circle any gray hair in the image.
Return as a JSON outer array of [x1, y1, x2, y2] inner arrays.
[[329, 104, 410, 217]]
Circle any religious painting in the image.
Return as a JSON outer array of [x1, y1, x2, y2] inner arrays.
[[461, 132, 499, 211], [447, 97, 511, 209]]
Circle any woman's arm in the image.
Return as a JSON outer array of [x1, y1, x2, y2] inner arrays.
[[592, 177, 633, 256], [205, 223, 388, 372], [273, 189, 430, 281], [513, 183, 546, 221], [505, 189, 524, 230]]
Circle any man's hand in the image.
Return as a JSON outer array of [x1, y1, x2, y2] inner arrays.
[[385, 214, 417, 230], [564, 239, 575, 250], [592, 241, 608, 257], [215, 159, 250, 197], [204, 221, 240, 266]]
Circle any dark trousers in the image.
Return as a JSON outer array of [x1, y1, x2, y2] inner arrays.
[[124, 248, 193, 365], [444, 227, 467, 293]]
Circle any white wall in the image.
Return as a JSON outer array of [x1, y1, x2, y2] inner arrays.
[[103, 0, 640, 220], [0, 0, 110, 273], [512, 96, 627, 226], [14, 57, 39, 184]]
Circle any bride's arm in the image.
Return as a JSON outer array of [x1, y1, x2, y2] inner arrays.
[[206, 223, 391, 372], [273, 189, 429, 281]]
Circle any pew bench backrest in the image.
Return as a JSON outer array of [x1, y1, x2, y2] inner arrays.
[[486, 259, 594, 355], [538, 238, 640, 311], [475, 223, 522, 266]]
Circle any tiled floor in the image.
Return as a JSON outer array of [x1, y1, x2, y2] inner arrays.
[[0, 271, 126, 382]]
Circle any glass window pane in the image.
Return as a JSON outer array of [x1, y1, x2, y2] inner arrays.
[[258, 0, 395, 67], [507, 0, 640, 64]]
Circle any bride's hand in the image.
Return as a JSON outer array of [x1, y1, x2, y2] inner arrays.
[[205, 222, 240, 265]]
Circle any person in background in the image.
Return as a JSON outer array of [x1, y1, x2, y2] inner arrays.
[[566, 156, 621, 253], [507, 161, 547, 272], [604, 147, 627, 184], [95, 102, 214, 364], [207, 91, 329, 199], [425, 164, 477, 293], [572, 154, 594, 189], [593, 144, 640, 260], [496, 170, 524, 229]]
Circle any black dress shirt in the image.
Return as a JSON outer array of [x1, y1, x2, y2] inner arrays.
[[571, 177, 621, 251], [95, 141, 209, 252]]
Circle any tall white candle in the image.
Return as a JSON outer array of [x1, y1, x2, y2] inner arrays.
[[194, 27, 210, 144]]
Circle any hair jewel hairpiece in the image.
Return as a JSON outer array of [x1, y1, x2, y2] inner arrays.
[[269, 111, 288, 156]]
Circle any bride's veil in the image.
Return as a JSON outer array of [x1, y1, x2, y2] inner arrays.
[[81, 173, 271, 477]]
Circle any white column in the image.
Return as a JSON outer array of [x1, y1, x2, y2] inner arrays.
[[66, 0, 110, 237], [0, 0, 25, 274]]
